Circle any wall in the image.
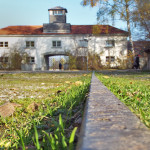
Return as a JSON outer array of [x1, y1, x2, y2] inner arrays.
[[88, 35, 128, 67], [0, 34, 128, 70], [148, 53, 150, 70]]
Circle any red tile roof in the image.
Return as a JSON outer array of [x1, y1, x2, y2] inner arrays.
[[0, 25, 128, 35]]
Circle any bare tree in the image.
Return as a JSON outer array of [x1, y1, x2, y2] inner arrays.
[[132, 0, 150, 40], [81, 0, 138, 54]]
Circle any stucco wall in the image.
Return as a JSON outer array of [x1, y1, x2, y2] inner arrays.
[[0, 35, 128, 70], [88, 36, 127, 67]]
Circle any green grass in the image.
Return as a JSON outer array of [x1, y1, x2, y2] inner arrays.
[[0, 73, 91, 149], [96, 72, 150, 127]]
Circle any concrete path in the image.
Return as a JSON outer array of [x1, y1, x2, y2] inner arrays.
[[77, 73, 150, 150], [0, 70, 91, 74]]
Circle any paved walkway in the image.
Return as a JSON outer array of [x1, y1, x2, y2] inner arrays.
[[0, 69, 148, 74], [77, 73, 150, 150], [0, 70, 91, 74]]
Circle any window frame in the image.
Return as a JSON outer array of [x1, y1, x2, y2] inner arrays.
[[53, 10, 63, 15], [27, 57, 35, 63], [5, 42, 8, 47], [0, 57, 9, 63], [106, 40, 115, 47], [0, 42, 3, 47], [79, 40, 88, 48], [0, 41, 8, 47], [52, 41, 62, 48], [106, 56, 115, 62], [111, 56, 115, 62], [26, 41, 35, 48]]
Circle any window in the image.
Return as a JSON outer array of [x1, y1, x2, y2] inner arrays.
[[0, 57, 9, 63], [52, 41, 61, 48], [0, 42, 8, 47], [79, 40, 88, 48], [106, 56, 115, 62], [26, 41, 35, 48], [106, 40, 115, 47], [0, 42, 3, 47], [5, 42, 8, 47], [30, 57, 35, 63], [53, 10, 63, 15], [111, 56, 115, 62], [27, 57, 35, 63]]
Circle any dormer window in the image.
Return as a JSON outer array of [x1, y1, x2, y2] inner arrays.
[[53, 10, 63, 15]]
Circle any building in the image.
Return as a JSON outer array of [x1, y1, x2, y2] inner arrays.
[[0, 6, 128, 70], [144, 49, 150, 70], [128, 41, 150, 69]]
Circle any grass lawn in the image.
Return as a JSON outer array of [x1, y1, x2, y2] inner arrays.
[[0, 73, 91, 149], [96, 71, 150, 128]]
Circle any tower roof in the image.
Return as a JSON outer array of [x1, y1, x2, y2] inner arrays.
[[48, 6, 67, 13]]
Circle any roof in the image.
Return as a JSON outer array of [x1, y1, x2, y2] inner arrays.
[[48, 6, 67, 13], [0, 25, 128, 36]]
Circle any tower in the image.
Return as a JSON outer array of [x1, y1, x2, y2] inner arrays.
[[48, 6, 67, 23], [43, 6, 71, 33]]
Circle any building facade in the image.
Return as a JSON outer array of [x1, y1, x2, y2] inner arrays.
[[0, 6, 128, 70]]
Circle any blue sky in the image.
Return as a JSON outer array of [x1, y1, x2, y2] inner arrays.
[[0, 0, 127, 30]]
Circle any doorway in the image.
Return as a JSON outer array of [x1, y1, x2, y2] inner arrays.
[[45, 55, 69, 70]]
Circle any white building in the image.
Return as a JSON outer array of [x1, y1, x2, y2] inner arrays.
[[0, 6, 128, 70]]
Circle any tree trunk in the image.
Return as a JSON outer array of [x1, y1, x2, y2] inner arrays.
[[125, 0, 135, 55]]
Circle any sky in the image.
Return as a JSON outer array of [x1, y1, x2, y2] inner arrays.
[[0, 0, 127, 31]]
